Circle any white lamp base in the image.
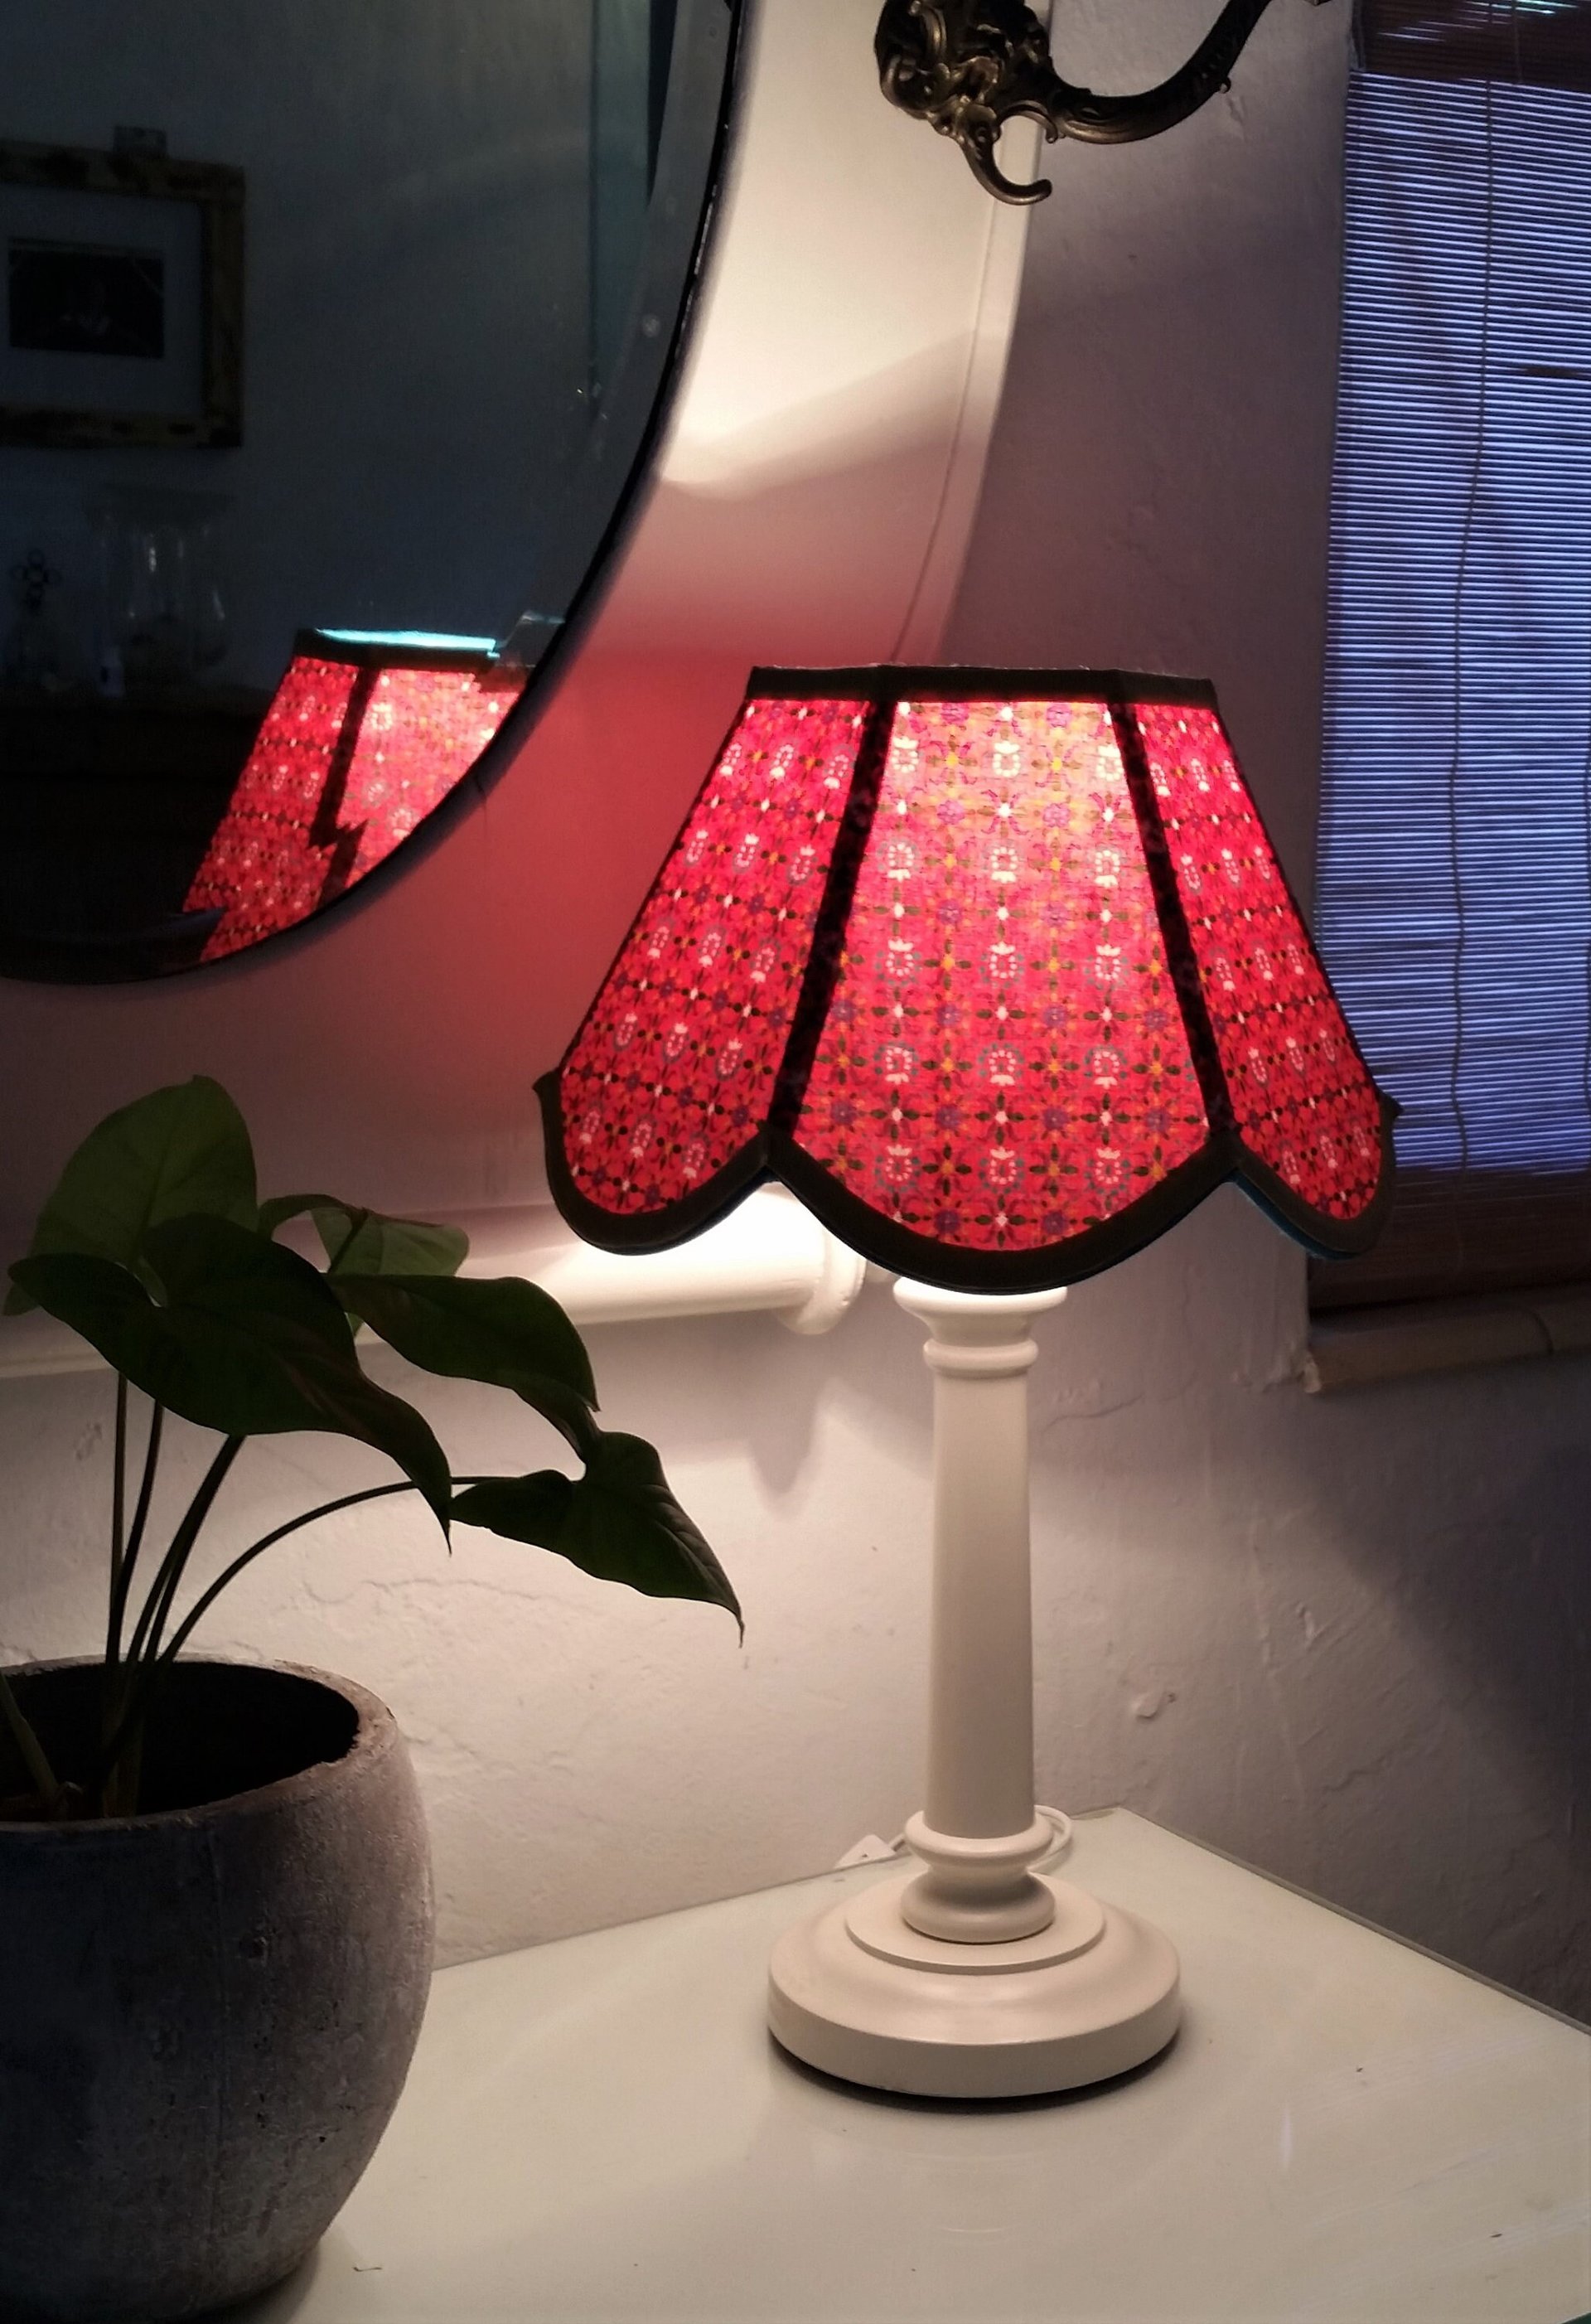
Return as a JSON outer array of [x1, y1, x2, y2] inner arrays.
[[768, 1280, 1182, 2103], [768, 1865, 1180, 2099]]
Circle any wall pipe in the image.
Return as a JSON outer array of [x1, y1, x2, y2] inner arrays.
[[0, 1188, 869, 1382]]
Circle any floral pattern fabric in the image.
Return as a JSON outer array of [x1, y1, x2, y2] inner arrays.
[[551, 681, 1390, 1270], [185, 657, 358, 960], [559, 697, 869, 1213], [1135, 704, 1384, 1221], [791, 700, 1208, 1251], [337, 666, 523, 888]]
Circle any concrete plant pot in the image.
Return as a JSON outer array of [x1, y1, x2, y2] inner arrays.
[[0, 1658, 433, 2322]]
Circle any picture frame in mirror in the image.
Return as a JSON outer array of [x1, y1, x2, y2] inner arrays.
[[0, 133, 242, 449]]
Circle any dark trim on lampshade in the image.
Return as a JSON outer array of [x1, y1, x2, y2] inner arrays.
[[1109, 696, 1237, 1136], [1236, 1088, 1400, 1262], [772, 1134, 1235, 1290], [308, 664, 380, 906], [537, 1065, 775, 1256], [306, 665, 376, 851], [769, 697, 895, 1133], [748, 665, 1221, 708], [537, 1066, 1397, 1290], [536, 685, 873, 1092]]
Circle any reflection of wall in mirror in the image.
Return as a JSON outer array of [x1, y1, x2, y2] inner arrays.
[[0, 0, 658, 690]]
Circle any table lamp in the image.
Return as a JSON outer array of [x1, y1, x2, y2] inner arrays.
[[537, 667, 1393, 2098]]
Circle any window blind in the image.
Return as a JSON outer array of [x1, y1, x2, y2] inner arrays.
[[1360, 0, 1591, 98], [1313, 21, 1591, 1309]]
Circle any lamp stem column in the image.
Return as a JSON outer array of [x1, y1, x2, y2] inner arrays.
[[768, 1274, 1178, 2094], [892, 1280, 1067, 1944]]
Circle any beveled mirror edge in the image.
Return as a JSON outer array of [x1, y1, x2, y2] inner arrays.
[[0, 0, 748, 988]]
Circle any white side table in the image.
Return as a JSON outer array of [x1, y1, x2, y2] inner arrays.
[[244, 1809, 1591, 2324]]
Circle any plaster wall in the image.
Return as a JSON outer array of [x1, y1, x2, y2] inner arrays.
[[0, 0, 1585, 2019], [946, 0, 1590, 2015]]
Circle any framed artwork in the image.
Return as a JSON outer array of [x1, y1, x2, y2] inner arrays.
[[0, 138, 243, 448]]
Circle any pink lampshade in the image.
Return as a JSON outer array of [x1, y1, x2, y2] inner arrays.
[[185, 632, 525, 961], [538, 668, 1394, 1290]]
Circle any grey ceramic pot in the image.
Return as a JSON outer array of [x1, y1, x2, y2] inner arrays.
[[0, 1658, 433, 2322]]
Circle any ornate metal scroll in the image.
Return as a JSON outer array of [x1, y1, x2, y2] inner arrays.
[[875, 0, 1330, 204]]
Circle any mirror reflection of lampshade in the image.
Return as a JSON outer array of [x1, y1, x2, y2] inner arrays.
[[183, 638, 525, 962]]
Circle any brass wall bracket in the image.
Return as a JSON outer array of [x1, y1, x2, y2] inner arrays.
[[875, 0, 1335, 204]]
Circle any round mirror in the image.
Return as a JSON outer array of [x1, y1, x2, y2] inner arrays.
[[0, 0, 738, 980]]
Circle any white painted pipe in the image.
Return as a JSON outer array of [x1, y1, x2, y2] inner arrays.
[[457, 1187, 866, 1335], [0, 1188, 868, 1382], [1304, 1281, 1591, 1392]]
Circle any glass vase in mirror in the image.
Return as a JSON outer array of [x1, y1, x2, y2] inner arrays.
[[0, 0, 731, 981]]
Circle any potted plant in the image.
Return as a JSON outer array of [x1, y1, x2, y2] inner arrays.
[[0, 1077, 737, 2323]]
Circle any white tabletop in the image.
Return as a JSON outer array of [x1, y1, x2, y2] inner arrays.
[[245, 1809, 1591, 2324]]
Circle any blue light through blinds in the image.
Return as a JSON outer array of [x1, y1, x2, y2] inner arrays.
[[1314, 65, 1591, 1303]]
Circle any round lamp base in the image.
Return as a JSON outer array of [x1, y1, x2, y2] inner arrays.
[[767, 1870, 1180, 2099]]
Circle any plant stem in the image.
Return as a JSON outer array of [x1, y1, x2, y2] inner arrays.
[[98, 1434, 244, 1809], [101, 1373, 132, 1799], [0, 1668, 60, 1813], [102, 1721, 145, 1823], [175, 1470, 495, 1664], [110, 1372, 128, 1600], [109, 1402, 164, 1668], [128, 1436, 245, 1669], [96, 1473, 496, 1803], [157, 1477, 486, 1668], [101, 1394, 164, 1805]]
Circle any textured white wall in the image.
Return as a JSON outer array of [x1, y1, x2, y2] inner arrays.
[[1, 0, 1586, 2022], [948, 0, 1590, 2017]]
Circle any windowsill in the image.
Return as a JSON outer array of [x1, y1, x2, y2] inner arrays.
[[1305, 1283, 1591, 1392]]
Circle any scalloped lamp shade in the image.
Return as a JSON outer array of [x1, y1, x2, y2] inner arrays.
[[186, 633, 525, 961], [538, 669, 1394, 1291]]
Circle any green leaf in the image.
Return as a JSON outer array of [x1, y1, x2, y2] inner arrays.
[[257, 1191, 341, 1237], [336, 1273, 597, 1445], [260, 1193, 467, 1280], [318, 1207, 468, 1279], [453, 1468, 574, 1542], [7, 1077, 257, 1315], [11, 1218, 451, 1529], [142, 1214, 354, 1346], [453, 1431, 738, 1629]]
